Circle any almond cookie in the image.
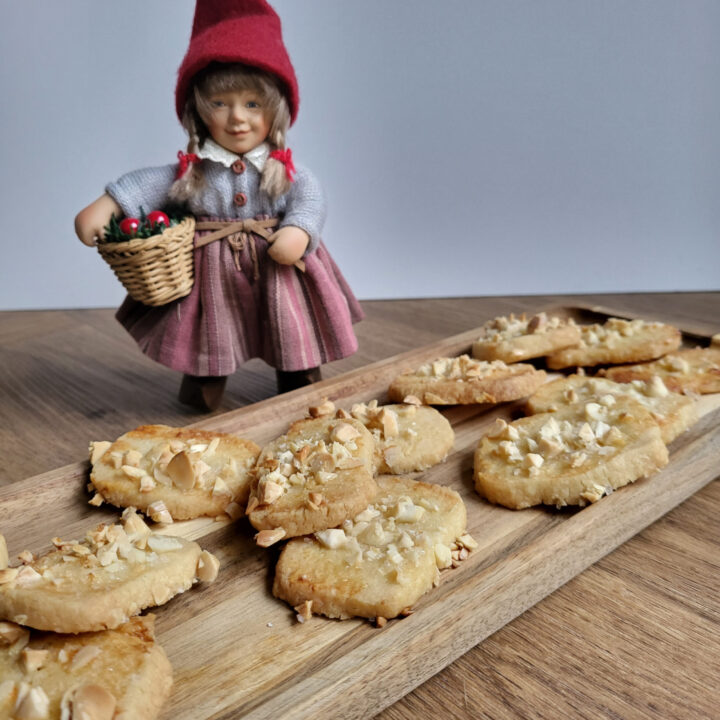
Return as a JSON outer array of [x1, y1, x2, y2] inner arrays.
[[273, 475, 472, 622], [341, 400, 454, 474], [545, 318, 681, 369], [474, 398, 669, 509], [388, 354, 547, 405], [247, 417, 377, 544], [0, 615, 171, 720], [89, 425, 260, 521], [0, 510, 219, 633], [602, 347, 720, 395], [471, 312, 581, 363], [525, 374, 698, 444]]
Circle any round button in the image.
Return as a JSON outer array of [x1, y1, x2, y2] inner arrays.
[[231, 159, 246, 174], [233, 192, 247, 207]]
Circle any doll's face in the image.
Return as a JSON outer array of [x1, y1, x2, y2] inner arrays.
[[205, 89, 270, 155]]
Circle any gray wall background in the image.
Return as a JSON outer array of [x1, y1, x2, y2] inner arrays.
[[1, 0, 718, 310]]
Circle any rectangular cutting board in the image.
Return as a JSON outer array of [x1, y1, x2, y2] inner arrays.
[[1, 305, 719, 719]]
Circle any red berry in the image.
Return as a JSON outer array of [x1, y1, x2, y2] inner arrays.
[[119, 217, 140, 236], [147, 211, 170, 230]]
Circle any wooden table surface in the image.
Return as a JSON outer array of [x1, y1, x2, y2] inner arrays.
[[1, 292, 718, 719]]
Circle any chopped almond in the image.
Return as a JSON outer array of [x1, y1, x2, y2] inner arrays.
[[261, 480, 284, 505], [14, 686, 50, 720], [294, 600, 313, 622], [255, 528, 286, 547], [196, 550, 220, 582], [0, 621, 27, 646], [309, 452, 335, 474], [380, 408, 400, 438], [147, 501, 173, 524], [166, 450, 195, 490], [308, 399, 335, 418], [331, 422, 361, 443], [64, 684, 117, 720], [88, 492, 104, 507], [88, 441, 112, 464], [20, 648, 49, 673]]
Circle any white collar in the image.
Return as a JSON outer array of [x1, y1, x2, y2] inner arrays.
[[197, 138, 270, 171]]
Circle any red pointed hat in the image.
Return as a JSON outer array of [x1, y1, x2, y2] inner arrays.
[[175, 0, 299, 124]]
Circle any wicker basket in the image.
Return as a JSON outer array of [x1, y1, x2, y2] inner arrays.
[[97, 216, 196, 306]]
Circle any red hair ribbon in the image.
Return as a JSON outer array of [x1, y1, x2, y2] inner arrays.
[[176, 150, 200, 179], [269, 148, 296, 182]]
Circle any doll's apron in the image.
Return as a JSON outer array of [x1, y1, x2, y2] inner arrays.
[[115, 216, 363, 376]]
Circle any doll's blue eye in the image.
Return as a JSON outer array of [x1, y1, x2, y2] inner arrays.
[[246, 101, 260, 108], [211, 100, 225, 108]]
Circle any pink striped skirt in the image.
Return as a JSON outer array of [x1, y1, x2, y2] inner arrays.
[[116, 219, 364, 376]]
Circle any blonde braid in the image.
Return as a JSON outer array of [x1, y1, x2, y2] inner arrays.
[[260, 96, 292, 198], [168, 103, 207, 204]]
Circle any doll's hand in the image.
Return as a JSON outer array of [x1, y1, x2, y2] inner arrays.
[[267, 226, 310, 265], [74, 194, 123, 247]]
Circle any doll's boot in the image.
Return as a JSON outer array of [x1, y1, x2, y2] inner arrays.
[[178, 374, 227, 411], [275, 367, 321, 394]]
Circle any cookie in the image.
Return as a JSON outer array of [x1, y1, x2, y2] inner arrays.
[[526, 374, 698, 444], [471, 312, 581, 363], [0, 615, 171, 720], [602, 347, 720, 395], [89, 424, 260, 521], [273, 475, 472, 622], [388, 354, 547, 405], [545, 318, 681, 369], [247, 417, 377, 544], [0, 510, 219, 633], [341, 400, 455, 474], [474, 398, 669, 509]]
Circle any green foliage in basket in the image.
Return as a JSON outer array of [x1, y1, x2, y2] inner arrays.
[[102, 208, 184, 243]]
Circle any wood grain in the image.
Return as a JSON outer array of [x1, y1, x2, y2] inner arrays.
[[0, 293, 718, 719]]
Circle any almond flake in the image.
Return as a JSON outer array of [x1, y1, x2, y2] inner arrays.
[[331, 422, 362, 443], [146, 535, 182, 553], [0, 621, 26, 646], [15, 566, 42, 586], [308, 399, 335, 418], [255, 528, 286, 547], [14, 686, 49, 720], [147, 501, 173, 524], [61, 685, 117, 720], [20, 648, 49, 673], [166, 451, 195, 490], [88, 440, 111, 464], [294, 600, 313, 621], [88, 492, 104, 507], [212, 477, 232, 498], [196, 550, 220, 582], [260, 480, 283, 505]]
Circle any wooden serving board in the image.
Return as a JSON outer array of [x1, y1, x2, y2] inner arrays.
[[1, 305, 719, 720]]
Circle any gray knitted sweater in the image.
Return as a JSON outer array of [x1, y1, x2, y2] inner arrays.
[[105, 145, 326, 254]]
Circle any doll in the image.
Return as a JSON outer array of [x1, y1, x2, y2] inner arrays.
[[74, 0, 363, 411]]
